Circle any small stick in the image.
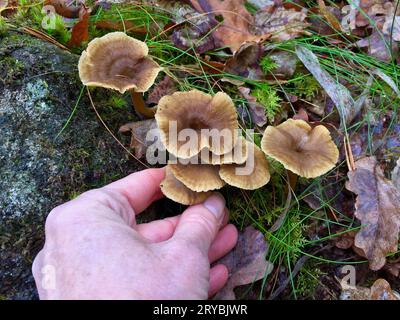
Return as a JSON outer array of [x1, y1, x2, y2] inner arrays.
[[344, 136, 355, 171]]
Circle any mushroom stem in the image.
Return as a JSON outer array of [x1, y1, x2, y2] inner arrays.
[[131, 91, 157, 118]]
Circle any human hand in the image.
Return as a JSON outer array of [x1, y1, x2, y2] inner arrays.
[[32, 167, 238, 299]]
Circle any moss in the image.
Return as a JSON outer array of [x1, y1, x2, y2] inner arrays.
[[292, 74, 321, 100], [0, 212, 45, 262], [0, 55, 25, 83], [295, 261, 326, 299], [0, 32, 33, 49], [260, 55, 278, 74], [12, 0, 43, 29], [0, 16, 8, 37], [90, 88, 136, 128], [252, 84, 282, 123], [108, 95, 128, 109], [45, 14, 71, 44], [267, 208, 308, 263]]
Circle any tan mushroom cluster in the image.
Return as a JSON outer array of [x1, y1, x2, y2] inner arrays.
[[156, 90, 271, 205], [261, 119, 339, 178], [77, 33, 340, 207]]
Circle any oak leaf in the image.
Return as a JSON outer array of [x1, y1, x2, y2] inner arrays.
[[238, 87, 267, 127], [252, 5, 309, 41], [189, 0, 269, 52], [346, 156, 400, 270], [119, 119, 160, 159], [146, 76, 177, 106], [213, 226, 273, 300]]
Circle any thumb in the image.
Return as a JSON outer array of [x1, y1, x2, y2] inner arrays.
[[172, 193, 226, 255]]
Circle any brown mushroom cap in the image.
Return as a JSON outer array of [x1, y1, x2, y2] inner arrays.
[[155, 90, 239, 159], [261, 119, 339, 178], [200, 136, 248, 165], [160, 166, 211, 205], [78, 32, 161, 94], [219, 142, 270, 190], [168, 161, 225, 192]]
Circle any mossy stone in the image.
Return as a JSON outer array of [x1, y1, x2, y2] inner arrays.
[[0, 31, 145, 299]]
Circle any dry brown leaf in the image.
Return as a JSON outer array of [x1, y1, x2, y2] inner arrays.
[[333, 230, 357, 249], [119, 119, 160, 159], [341, 278, 400, 300], [349, 113, 400, 160], [356, 31, 399, 62], [268, 51, 298, 79], [189, 0, 269, 52], [383, 262, 400, 277], [45, 0, 83, 18], [168, 1, 216, 53], [146, 76, 177, 106], [342, 1, 400, 61], [252, 5, 309, 41], [224, 42, 264, 80], [213, 226, 273, 300], [317, 0, 341, 31], [346, 156, 400, 270], [341, 0, 390, 32], [309, 4, 342, 37], [292, 108, 309, 122], [238, 86, 267, 127], [68, 7, 90, 48], [0, 0, 17, 17]]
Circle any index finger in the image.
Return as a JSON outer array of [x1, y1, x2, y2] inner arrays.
[[103, 167, 166, 213]]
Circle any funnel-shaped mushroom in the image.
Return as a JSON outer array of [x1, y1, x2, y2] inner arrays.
[[160, 166, 211, 205], [78, 32, 161, 94], [261, 119, 339, 178], [200, 136, 248, 165], [168, 161, 225, 192], [155, 90, 239, 159], [219, 141, 270, 190]]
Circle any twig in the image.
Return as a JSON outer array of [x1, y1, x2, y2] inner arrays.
[[86, 87, 149, 168], [20, 27, 70, 51]]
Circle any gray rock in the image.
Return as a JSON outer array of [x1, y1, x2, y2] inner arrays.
[[0, 32, 145, 299]]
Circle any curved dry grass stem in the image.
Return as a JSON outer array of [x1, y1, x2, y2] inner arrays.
[[86, 87, 149, 169]]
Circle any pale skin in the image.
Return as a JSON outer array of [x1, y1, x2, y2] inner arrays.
[[32, 167, 238, 299]]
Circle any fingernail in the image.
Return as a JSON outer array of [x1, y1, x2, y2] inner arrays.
[[203, 193, 225, 220]]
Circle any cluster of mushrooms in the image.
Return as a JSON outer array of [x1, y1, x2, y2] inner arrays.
[[78, 32, 339, 205]]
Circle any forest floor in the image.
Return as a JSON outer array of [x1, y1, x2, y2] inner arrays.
[[1, 0, 400, 300]]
